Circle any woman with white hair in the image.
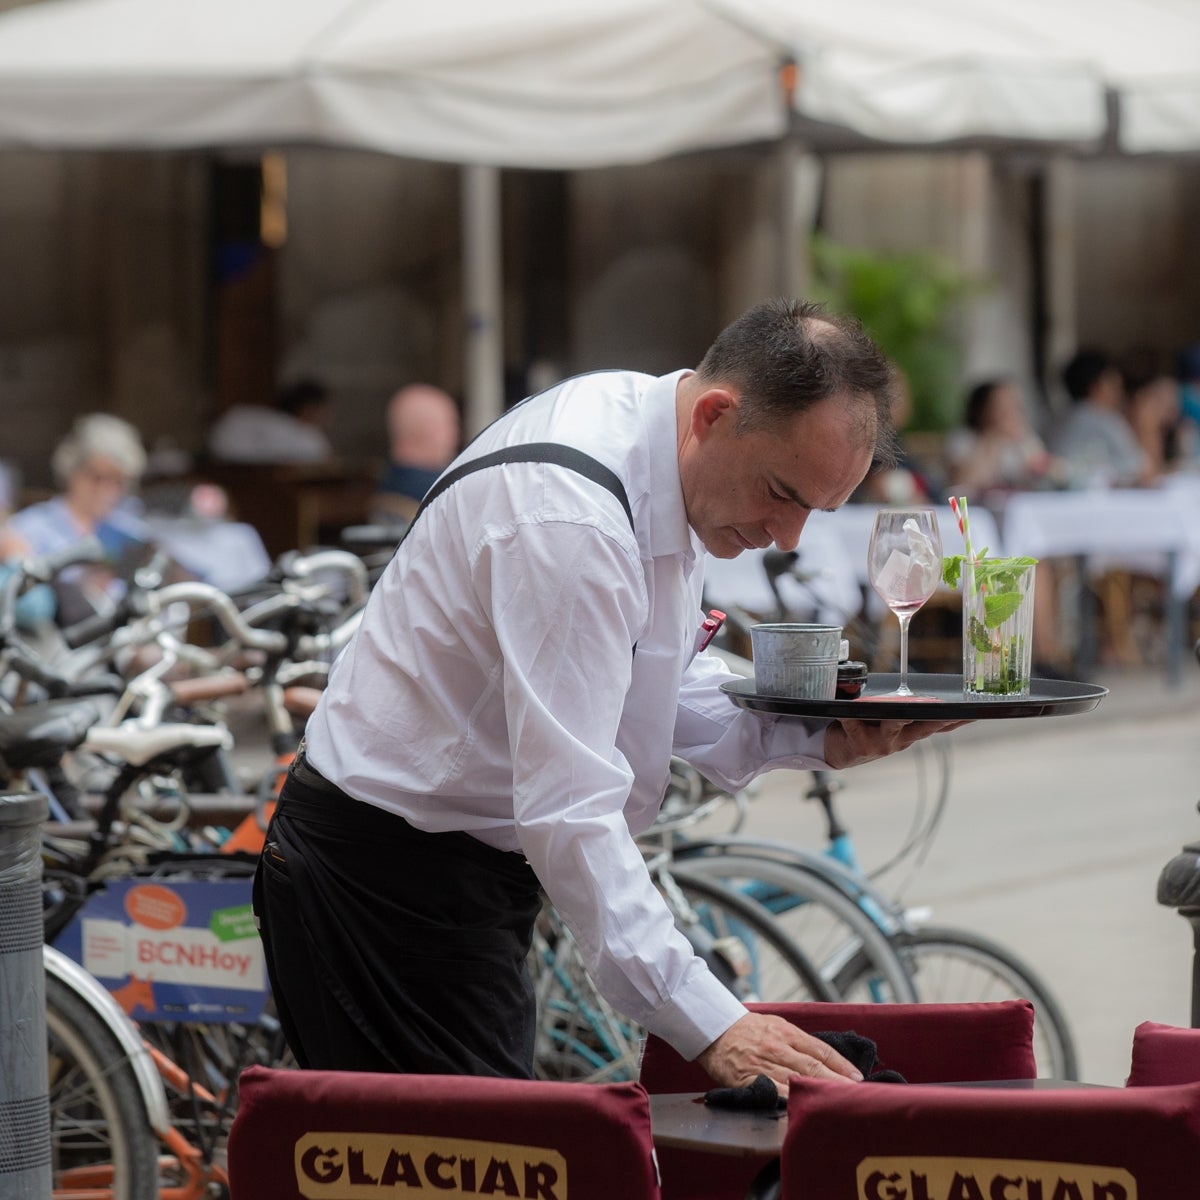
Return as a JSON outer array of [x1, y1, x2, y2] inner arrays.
[[0, 412, 150, 621]]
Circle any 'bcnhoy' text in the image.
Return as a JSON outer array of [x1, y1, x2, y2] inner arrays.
[[136, 939, 254, 977], [856, 1156, 1137, 1200], [295, 1133, 568, 1199]]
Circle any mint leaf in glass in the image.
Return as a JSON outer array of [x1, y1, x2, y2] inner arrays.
[[983, 591, 1024, 628]]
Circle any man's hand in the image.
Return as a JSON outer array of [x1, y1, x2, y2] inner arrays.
[[822, 718, 970, 770], [695, 1012, 863, 1097]]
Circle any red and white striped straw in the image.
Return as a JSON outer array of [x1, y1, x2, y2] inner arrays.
[[951, 494, 982, 602], [949, 495, 975, 562]]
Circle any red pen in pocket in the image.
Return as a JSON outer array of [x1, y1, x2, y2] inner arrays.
[[693, 609, 726, 655]]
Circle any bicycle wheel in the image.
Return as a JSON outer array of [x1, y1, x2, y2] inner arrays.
[[666, 865, 835, 1004], [531, 905, 643, 1084], [671, 853, 917, 1003], [46, 975, 159, 1200], [834, 925, 1079, 1079], [137, 1001, 297, 1173]]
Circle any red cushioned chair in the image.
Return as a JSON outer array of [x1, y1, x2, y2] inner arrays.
[[1127, 1019, 1200, 1085], [783, 1075, 1200, 1200], [228, 1065, 661, 1200], [639, 1000, 1035, 1200]]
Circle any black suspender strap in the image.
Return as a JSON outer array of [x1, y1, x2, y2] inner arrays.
[[401, 442, 635, 541], [397, 441, 638, 659]]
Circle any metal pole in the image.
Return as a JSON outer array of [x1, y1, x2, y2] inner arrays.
[[462, 164, 505, 440], [0, 792, 51, 1199], [1156, 839, 1200, 1028]]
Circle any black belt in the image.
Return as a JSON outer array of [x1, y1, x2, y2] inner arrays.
[[290, 745, 341, 796]]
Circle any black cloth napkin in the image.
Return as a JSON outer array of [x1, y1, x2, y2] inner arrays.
[[703, 1030, 907, 1112]]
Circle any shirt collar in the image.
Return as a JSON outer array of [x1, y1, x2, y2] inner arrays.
[[641, 369, 699, 563]]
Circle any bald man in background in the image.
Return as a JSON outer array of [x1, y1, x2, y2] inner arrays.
[[374, 384, 463, 523]]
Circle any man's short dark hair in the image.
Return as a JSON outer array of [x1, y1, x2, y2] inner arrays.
[[1061, 350, 1111, 403], [695, 298, 899, 465]]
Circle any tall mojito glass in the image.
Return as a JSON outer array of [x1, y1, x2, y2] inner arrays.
[[945, 555, 1039, 698]]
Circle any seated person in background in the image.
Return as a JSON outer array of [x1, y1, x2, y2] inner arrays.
[[372, 383, 462, 524], [1051, 349, 1155, 488], [1121, 347, 1189, 477], [943, 378, 1072, 678], [207, 378, 335, 464], [943, 377, 1063, 497], [0, 413, 151, 625]]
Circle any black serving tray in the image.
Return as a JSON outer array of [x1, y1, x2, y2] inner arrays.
[[720, 674, 1108, 721]]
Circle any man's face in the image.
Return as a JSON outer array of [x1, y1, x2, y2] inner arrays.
[[679, 390, 874, 560]]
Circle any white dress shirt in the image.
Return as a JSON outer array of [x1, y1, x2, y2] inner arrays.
[[305, 368, 834, 1059]]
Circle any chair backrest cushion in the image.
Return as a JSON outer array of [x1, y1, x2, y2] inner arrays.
[[784, 1075, 1200, 1200], [228, 1065, 660, 1200], [640, 1000, 1034, 1200], [1127, 1018, 1200, 1085], [639, 999, 1037, 1094]]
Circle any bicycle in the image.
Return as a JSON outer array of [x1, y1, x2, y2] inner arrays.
[[530, 774, 837, 1084], [0, 558, 363, 1199], [696, 767, 1077, 1078]]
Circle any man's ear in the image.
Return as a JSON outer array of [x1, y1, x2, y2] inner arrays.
[[691, 387, 739, 440]]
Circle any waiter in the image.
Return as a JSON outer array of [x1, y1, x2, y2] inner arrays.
[[253, 298, 964, 1094]]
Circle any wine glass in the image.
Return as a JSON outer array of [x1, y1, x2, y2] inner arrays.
[[867, 508, 942, 697]]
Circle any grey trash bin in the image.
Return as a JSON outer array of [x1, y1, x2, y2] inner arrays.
[[0, 792, 50, 1199]]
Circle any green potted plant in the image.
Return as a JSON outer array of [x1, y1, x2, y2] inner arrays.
[[809, 234, 986, 432]]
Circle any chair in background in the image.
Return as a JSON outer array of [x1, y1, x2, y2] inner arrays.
[[783, 1075, 1200, 1200], [639, 999, 1036, 1200], [228, 1065, 661, 1200], [1127, 1019, 1200, 1085]]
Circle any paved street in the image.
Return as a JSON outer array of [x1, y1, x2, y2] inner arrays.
[[726, 662, 1200, 1084]]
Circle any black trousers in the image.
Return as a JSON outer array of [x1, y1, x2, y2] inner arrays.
[[252, 757, 544, 1077]]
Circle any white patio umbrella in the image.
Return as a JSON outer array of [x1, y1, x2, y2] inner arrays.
[[728, 0, 1200, 153], [2, 0, 1194, 157], [0, 0, 791, 166]]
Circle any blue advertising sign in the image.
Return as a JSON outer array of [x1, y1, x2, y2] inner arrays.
[[54, 876, 269, 1024]]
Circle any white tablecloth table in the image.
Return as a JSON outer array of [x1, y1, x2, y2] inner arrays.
[[1000, 486, 1198, 684]]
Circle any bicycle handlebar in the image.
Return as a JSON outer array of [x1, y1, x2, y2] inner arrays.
[[1, 537, 108, 637], [274, 548, 368, 608], [6, 650, 125, 700], [61, 603, 133, 651], [22, 536, 109, 585], [141, 581, 288, 654], [292, 606, 363, 660]]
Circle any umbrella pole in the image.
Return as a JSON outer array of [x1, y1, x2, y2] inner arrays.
[[462, 164, 505, 438]]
